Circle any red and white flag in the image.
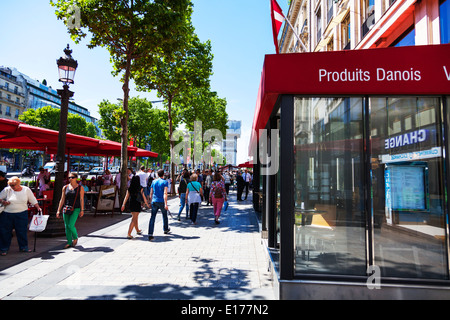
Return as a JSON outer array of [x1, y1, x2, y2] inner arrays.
[[271, 0, 285, 54]]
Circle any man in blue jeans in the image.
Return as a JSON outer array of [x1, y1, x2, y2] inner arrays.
[[148, 169, 170, 240]]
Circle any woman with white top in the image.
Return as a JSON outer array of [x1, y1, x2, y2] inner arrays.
[[0, 177, 41, 256]]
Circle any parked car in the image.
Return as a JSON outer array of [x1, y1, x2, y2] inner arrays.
[[44, 162, 67, 175], [89, 167, 104, 175], [109, 166, 120, 174]]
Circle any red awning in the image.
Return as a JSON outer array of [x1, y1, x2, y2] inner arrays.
[[131, 148, 159, 158], [249, 44, 450, 156], [0, 119, 158, 158], [238, 161, 253, 168]]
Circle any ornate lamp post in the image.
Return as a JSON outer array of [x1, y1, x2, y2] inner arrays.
[[43, 44, 78, 236]]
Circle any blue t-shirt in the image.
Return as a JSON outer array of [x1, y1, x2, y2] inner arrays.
[[151, 178, 168, 203]]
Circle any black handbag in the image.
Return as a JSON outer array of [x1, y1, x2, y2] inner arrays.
[[63, 186, 80, 215]]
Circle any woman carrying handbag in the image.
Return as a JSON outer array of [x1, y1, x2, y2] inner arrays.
[[186, 173, 203, 225], [56, 172, 85, 249]]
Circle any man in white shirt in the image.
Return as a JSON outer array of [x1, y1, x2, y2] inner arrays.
[[136, 165, 149, 201]]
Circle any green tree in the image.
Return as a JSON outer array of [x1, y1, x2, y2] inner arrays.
[[178, 89, 228, 137], [51, 0, 194, 201], [97, 97, 171, 156], [19, 105, 97, 138], [134, 33, 214, 192]]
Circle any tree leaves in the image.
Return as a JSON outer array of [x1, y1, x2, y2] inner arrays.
[[19, 105, 97, 138]]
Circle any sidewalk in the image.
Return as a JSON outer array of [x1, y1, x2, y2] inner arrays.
[[0, 191, 275, 300]]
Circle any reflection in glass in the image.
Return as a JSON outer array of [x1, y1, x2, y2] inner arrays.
[[294, 97, 366, 276], [370, 97, 448, 279]]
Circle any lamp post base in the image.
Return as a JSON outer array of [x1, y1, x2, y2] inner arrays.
[[39, 215, 66, 237]]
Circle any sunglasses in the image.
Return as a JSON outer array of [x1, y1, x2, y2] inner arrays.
[[68, 177, 76, 180]]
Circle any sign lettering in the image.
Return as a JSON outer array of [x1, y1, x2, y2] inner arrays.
[[384, 129, 428, 150], [319, 67, 422, 83], [444, 66, 450, 81]]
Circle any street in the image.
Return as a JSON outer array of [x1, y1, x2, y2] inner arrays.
[[0, 191, 275, 300]]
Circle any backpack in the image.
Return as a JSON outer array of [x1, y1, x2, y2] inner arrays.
[[213, 182, 223, 198]]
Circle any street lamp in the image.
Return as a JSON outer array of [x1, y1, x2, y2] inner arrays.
[[43, 44, 78, 236]]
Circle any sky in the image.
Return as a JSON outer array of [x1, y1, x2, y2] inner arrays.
[[0, 0, 290, 165]]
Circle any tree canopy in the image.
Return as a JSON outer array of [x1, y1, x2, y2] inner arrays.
[[19, 105, 97, 138], [51, 0, 194, 200]]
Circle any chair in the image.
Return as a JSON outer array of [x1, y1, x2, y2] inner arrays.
[[41, 190, 54, 215]]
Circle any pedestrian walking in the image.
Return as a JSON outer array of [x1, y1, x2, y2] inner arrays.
[[0, 177, 41, 255], [177, 170, 190, 221], [56, 173, 85, 249], [243, 169, 252, 200], [148, 169, 170, 241], [136, 165, 149, 205], [223, 170, 231, 195], [203, 170, 212, 205], [186, 173, 203, 225], [210, 172, 227, 224], [236, 171, 245, 201], [121, 175, 149, 239]]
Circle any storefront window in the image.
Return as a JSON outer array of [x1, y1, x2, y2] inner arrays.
[[370, 97, 448, 279], [293, 97, 366, 276]]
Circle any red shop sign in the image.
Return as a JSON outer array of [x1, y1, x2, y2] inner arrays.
[[262, 44, 450, 96]]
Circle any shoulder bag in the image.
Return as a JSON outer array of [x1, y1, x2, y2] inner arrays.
[[63, 186, 80, 215]]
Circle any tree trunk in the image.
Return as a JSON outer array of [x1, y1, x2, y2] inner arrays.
[[168, 96, 176, 195], [120, 54, 132, 204]]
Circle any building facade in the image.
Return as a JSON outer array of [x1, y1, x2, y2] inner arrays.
[[223, 120, 241, 166], [0, 67, 27, 121], [11, 68, 100, 135], [280, 0, 450, 53]]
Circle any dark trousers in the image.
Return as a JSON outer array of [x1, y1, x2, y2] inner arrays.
[[237, 185, 244, 201], [244, 182, 249, 199], [0, 211, 29, 252], [190, 202, 199, 223], [204, 187, 211, 204], [225, 183, 230, 195], [148, 202, 169, 236]]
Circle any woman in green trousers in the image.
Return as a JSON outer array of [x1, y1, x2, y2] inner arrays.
[[56, 172, 85, 248]]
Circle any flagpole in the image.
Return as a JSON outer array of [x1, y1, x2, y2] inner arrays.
[[283, 14, 308, 52]]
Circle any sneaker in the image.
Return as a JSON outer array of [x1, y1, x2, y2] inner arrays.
[[148, 235, 154, 241], [164, 228, 171, 234]]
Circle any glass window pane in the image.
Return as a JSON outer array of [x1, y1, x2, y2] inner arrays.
[[370, 97, 448, 280], [294, 97, 366, 276], [441, 0, 450, 44]]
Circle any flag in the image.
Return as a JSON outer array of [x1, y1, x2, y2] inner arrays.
[[271, 0, 285, 54]]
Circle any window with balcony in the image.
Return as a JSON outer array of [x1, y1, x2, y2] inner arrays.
[[327, 0, 334, 24], [361, 0, 375, 38], [341, 13, 351, 50], [316, 8, 322, 44]]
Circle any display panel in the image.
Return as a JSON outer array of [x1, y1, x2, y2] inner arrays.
[[385, 163, 428, 211]]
